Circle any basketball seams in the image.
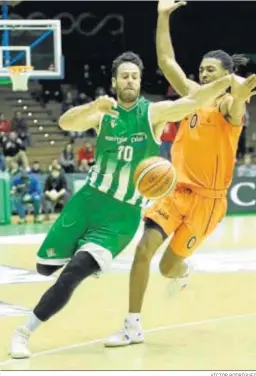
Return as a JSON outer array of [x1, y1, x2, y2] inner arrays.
[[141, 165, 172, 195], [136, 162, 177, 200], [148, 165, 177, 200], [135, 160, 171, 191]]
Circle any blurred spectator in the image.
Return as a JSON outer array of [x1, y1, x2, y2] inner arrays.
[[166, 89, 180, 101], [2, 132, 29, 171], [237, 154, 256, 177], [48, 158, 62, 173], [8, 161, 21, 215], [61, 91, 77, 114], [95, 86, 106, 98], [155, 68, 166, 95], [69, 130, 86, 141], [0, 132, 6, 146], [77, 92, 92, 105], [160, 122, 178, 161], [109, 85, 116, 97], [60, 143, 76, 173], [237, 109, 249, 160], [188, 73, 196, 81], [11, 111, 31, 147], [77, 142, 95, 167], [48, 63, 55, 72], [0, 113, 11, 133], [0, 146, 4, 171], [77, 159, 90, 173], [11, 170, 42, 224], [30, 83, 47, 108], [166, 85, 175, 99], [31, 161, 44, 174], [8, 160, 21, 176], [42, 167, 70, 220]]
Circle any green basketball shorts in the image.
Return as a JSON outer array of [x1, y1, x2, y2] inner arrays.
[[37, 184, 142, 272]]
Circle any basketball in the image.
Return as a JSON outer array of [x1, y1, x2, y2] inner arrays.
[[134, 156, 177, 200]]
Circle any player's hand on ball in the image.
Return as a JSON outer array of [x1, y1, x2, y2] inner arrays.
[[94, 95, 119, 118], [158, 0, 187, 15]]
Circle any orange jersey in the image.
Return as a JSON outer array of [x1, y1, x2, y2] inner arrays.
[[172, 99, 242, 192]]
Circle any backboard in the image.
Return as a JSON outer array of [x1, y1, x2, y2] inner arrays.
[[0, 19, 63, 79]]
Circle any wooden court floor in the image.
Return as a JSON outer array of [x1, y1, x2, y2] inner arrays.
[[1, 216, 256, 371]]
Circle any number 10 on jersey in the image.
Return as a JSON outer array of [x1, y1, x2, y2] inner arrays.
[[117, 145, 133, 162]]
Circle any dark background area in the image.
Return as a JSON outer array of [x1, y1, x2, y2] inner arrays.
[[7, 1, 256, 91]]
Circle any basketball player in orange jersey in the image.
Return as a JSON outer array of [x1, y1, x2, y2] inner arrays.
[[104, 0, 256, 347]]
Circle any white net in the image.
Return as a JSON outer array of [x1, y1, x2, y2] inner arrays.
[[7, 66, 33, 91]]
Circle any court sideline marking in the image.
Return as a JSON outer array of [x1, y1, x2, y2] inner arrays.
[[1, 312, 256, 368]]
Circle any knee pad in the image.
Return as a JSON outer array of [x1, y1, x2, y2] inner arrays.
[[76, 243, 113, 273]]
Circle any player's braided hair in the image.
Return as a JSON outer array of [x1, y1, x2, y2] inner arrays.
[[112, 51, 144, 77], [203, 50, 249, 73]]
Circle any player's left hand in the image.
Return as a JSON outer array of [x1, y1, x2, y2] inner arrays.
[[158, 0, 187, 15], [94, 95, 119, 118], [231, 74, 256, 103]]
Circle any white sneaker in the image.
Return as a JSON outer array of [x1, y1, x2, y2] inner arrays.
[[104, 319, 144, 347], [10, 326, 31, 359], [166, 267, 190, 297]]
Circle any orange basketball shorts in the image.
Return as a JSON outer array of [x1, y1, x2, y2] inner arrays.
[[144, 187, 227, 258]]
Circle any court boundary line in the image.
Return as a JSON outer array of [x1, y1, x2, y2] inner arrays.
[[1, 312, 256, 368]]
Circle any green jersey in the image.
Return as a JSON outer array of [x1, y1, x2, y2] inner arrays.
[[37, 97, 160, 265], [87, 96, 160, 207]]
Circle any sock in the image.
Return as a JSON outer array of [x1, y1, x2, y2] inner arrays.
[[127, 313, 141, 325], [24, 312, 42, 333]]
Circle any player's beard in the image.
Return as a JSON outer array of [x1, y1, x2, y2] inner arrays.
[[117, 87, 140, 103]]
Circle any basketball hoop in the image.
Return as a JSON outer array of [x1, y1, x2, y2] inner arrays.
[[7, 65, 33, 91]]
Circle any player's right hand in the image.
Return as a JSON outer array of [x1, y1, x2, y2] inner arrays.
[[158, 0, 187, 15], [94, 95, 119, 118]]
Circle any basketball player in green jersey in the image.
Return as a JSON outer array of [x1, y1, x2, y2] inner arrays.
[[10, 51, 233, 358]]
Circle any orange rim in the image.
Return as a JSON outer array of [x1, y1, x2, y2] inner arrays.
[[7, 66, 34, 75]]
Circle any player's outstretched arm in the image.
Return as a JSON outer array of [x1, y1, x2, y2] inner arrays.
[[157, 0, 199, 96], [150, 75, 232, 125], [59, 95, 118, 132]]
